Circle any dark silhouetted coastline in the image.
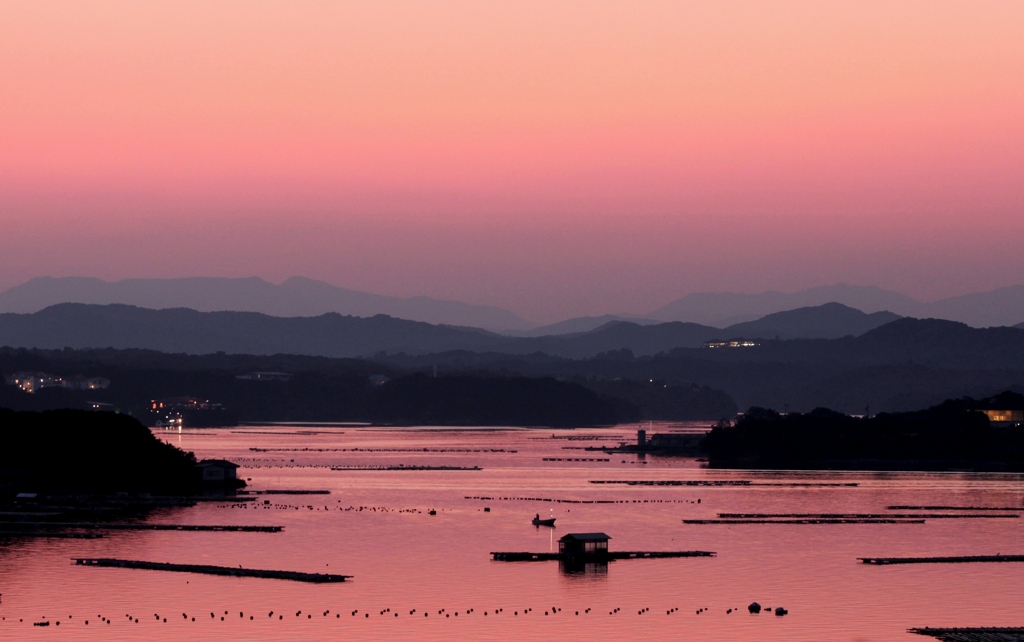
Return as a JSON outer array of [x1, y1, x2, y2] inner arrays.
[[704, 393, 1024, 471]]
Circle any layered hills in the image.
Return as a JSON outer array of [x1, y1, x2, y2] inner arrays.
[[650, 283, 1024, 328], [5, 278, 1024, 332], [4, 299, 1024, 420], [0, 302, 901, 359], [0, 276, 531, 332], [380, 317, 1024, 415]]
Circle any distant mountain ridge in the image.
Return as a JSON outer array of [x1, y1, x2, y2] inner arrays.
[[509, 315, 661, 337], [723, 303, 901, 340], [0, 302, 903, 359], [0, 304, 507, 357], [650, 284, 1024, 328], [7, 304, 1024, 417], [0, 276, 533, 332], [7, 277, 1024, 332]]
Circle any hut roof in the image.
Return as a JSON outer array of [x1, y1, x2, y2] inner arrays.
[[197, 459, 239, 469], [559, 532, 611, 542]]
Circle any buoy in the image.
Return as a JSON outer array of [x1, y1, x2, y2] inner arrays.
[[748, 602, 761, 614]]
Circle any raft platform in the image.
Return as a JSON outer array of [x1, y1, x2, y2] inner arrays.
[[73, 558, 350, 582], [686, 518, 924, 524], [491, 550, 715, 561], [861, 555, 1024, 565], [718, 513, 1017, 520], [889, 506, 1024, 512], [910, 626, 1024, 641], [244, 490, 331, 495], [15, 522, 283, 532], [0, 531, 104, 539]]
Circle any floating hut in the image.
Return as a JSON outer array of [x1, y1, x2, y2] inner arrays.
[[492, 532, 714, 563], [558, 533, 610, 560]]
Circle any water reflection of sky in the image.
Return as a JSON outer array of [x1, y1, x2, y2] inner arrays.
[[1, 424, 1022, 641]]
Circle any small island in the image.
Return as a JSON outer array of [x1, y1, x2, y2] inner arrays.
[[704, 392, 1024, 471], [0, 408, 242, 500]]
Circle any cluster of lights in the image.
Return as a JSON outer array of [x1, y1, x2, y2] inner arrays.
[[704, 340, 759, 348], [5, 372, 109, 393]]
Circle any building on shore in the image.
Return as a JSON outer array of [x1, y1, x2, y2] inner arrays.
[[703, 339, 760, 348], [979, 409, 1024, 425], [235, 372, 292, 381], [148, 397, 236, 428], [196, 459, 240, 482]]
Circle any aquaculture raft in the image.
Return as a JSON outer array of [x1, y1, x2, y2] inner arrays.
[[910, 627, 1024, 641], [686, 518, 925, 525], [861, 555, 1024, 565], [19, 522, 283, 532], [73, 558, 350, 582], [491, 551, 715, 561]]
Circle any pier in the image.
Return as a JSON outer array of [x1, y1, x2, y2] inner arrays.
[[73, 558, 350, 582], [861, 555, 1024, 565]]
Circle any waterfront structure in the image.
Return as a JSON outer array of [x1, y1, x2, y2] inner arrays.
[[151, 397, 221, 411], [558, 533, 611, 559], [648, 432, 705, 451], [148, 397, 236, 428], [195, 459, 239, 482], [611, 428, 707, 455]]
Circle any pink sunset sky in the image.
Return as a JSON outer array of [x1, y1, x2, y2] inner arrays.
[[1, 1, 1022, 322]]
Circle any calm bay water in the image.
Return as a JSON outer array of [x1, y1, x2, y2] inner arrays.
[[2, 424, 1023, 641]]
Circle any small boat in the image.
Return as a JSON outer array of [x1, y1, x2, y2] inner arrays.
[[532, 514, 556, 527]]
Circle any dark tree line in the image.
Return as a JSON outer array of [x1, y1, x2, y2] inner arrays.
[[0, 409, 200, 494], [704, 393, 1024, 471]]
